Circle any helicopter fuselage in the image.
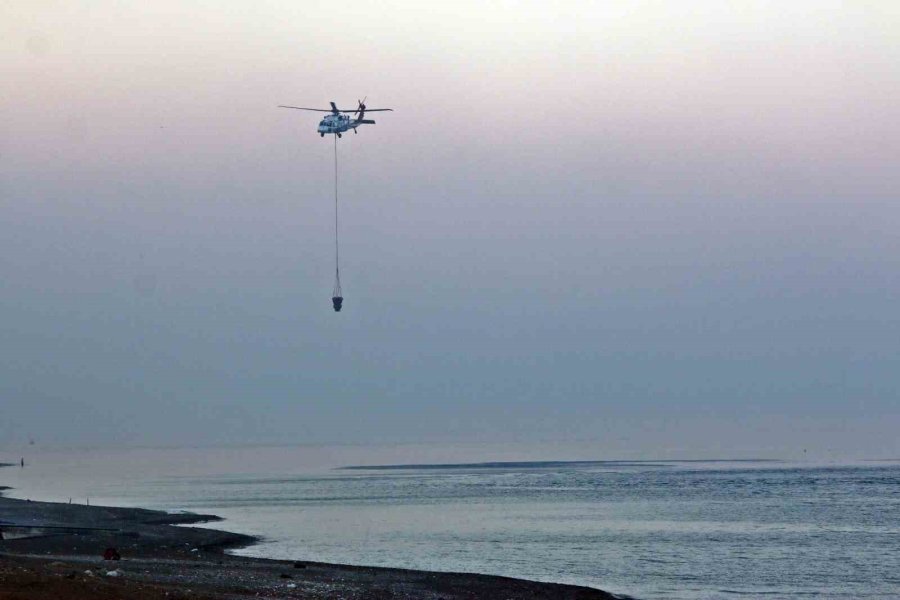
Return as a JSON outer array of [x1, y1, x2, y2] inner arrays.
[[318, 113, 372, 137]]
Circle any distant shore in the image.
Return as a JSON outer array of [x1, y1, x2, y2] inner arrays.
[[0, 468, 621, 599]]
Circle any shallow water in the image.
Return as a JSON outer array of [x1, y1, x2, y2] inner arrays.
[[2, 446, 898, 599]]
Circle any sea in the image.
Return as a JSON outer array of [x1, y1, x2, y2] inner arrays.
[[2, 445, 898, 599]]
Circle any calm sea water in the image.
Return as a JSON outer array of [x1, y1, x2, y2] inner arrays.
[[2, 446, 898, 599]]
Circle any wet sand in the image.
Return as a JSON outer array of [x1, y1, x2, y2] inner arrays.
[[0, 481, 622, 599]]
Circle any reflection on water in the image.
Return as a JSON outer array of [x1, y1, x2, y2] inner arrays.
[[3, 446, 899, 600]]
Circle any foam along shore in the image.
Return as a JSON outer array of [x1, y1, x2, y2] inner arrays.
[[0, 487, 623, 599]]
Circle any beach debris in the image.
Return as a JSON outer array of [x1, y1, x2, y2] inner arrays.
[[103, 546, 121, 560], [83, 569, 94, 577], [105, 569, 122, 577], [286, 583, 297, 588], [190, 547, 199, 552]]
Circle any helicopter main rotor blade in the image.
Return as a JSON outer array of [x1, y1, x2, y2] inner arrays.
[[278, 105, 393, 113], [332, 108, 390, 113], [278, 106, 333, 112]]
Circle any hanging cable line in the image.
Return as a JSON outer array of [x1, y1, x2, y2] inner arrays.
[[331, 134, 343, 312]]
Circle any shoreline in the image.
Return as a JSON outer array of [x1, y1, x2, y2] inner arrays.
[[0, 481, 623, 599]]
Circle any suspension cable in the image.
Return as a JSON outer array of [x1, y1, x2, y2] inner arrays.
[[332, 134, 342, 302], [335, 134, 339, 275]]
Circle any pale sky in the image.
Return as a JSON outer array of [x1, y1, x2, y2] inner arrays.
[[1, 1, 899, 457]]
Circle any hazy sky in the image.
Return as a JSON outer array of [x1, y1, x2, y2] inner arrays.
[[1, 1, 898, 457]]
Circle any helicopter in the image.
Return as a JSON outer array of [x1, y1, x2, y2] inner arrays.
[[278, 98, 393, 137]]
